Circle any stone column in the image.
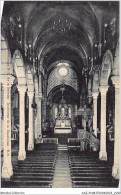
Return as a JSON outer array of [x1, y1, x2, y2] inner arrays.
[[43, 78, 47, 122], [11, 95, 14, 140], [28, 92, 34, 150], [37, 93, 42, 138], [83, 106, 87, 131], [83, 116, 87, 131], [1, 113, 4, 151], [1, 85, 4, 151], [35, 94, 42, 141], [17, 85, 27, 160], [112, 77, 120, 179], [99, 86, 108, 161], [2, 76, 14, 178], [34, 96, 38, 140], [92, 92, 98, 137]]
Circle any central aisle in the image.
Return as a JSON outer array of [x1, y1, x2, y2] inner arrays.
[[52, 145, 72, 188]]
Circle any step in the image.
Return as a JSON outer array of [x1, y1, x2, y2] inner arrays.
[[14, 169, 54, 173], [2, 180, 52, 185], [14, 173, 54, 176], [13, 176, 53, 181], [71, 167, 108, 170], [58, 149, 68, 150], [13, 168, 55, 172], [9, 180, 52, 184], [69, 162, 106, 164], [71, 173, 111, 176], [70, 164, 108, 167], [1, 184, 51, 188], [14, 164, 55, 168], [18, 161, 55, 164], [26, 156, 55, 159], [71, 170, 111, 173], [72, 180, 114, 184], [25, 159, 56, 161], [71, 177, 112, 181]]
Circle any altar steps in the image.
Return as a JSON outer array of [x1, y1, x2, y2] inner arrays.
[[58, 144, 68, 151]]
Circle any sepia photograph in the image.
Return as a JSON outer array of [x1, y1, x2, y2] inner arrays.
[[0, 0, 120, 194]]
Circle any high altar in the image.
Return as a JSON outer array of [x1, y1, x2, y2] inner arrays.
[[54, 97, 72, 134]]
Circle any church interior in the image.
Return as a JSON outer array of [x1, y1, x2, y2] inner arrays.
[[1, 1, 120, 188]]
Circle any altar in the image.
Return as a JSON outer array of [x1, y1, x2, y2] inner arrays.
[[54, 119, 72, 134], [54, 96, 72, 134]]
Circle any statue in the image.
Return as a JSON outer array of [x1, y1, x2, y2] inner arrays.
[[60, 107, 66, 118]]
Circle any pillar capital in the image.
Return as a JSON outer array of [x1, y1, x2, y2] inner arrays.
[[92, 92, 99, 99], [99, 85, 108, 94], [27, 91, 34, 99], [17, 85, 27, 94], [39, 92, 43, 99], [35, 95, 42, 101], [1, 75, 15, 86], [111, 76, 120, 89]]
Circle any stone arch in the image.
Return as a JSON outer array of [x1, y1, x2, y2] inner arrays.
[[100, 50, 113, 86], [11, 84, 19, 142], [12, 50, 26, 85], [1, 32, 13, 153], [34, 75, 39, 96], [92, 65, 100, 92], [113, 40, 119, 76], [87, 76, 93, 104], [1, 33, 13, 75], [26, 67, 34, 92]]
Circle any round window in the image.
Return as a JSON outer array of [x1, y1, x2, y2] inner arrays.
[[58, 66, 68, 77]]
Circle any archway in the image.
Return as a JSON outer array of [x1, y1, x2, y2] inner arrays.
[[1, 32, 14, 178], [12, 50, 27, 160], [26, 67, 35, 150], [99, 49, 114, 161]]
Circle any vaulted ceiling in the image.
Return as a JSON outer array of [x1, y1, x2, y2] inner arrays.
[[2, 1, 119, 70], [2, 1, 119, 105]]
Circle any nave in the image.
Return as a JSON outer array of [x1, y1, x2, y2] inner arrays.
[[1, 1, 120, 189]]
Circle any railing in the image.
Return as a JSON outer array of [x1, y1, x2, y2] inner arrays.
[[42, 138, 58, 144], [77, 129, 100, 151], [67, 138, 80, 143], [67, 138, 80, 151]]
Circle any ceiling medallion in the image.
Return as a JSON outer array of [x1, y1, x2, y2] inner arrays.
[[58, 65, 68, 77]]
